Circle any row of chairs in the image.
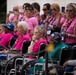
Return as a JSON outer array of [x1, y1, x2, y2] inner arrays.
[[0, 40, 76, 75]]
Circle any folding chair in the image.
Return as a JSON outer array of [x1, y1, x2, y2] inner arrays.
[[59, 47, 74, 66]]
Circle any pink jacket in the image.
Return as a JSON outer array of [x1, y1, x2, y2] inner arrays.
[[0, 33, 13, 47], [14, 33, 31, 50], [28, 38, 47, 58]]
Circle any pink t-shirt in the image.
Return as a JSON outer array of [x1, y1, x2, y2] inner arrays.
[[49, 17, 65, 26], [0, 33, 13, 47], [9, 14, 24, 22], [27, 17, 38, 30], [62, 18, 76, 44], [14, 33, 31, 50], [28, 38, 47, 58], [0, 33, 4, 41]]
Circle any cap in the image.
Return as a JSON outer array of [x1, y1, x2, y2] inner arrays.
[[4, 23, 14, 31], [51, 32, 61, 43]]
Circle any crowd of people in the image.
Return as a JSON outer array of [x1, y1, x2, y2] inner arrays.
[[0, 2, 76, 75]]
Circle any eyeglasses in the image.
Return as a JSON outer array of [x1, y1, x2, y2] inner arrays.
[[42, 8, 47, 11], [51, 8, 56, 11], [66, 10, 75, 13], [24, 7, 33, 11]]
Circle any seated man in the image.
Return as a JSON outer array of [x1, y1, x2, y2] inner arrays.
[[48, 32, 68, 61], [0, 23, 14, 48]]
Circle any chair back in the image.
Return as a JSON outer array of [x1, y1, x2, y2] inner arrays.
[[21, 41, 31, 54], [59, 47, 74, 66], [72, 45, 76, 59], [9, 35, 18, 48], [37, 43, 46, 59]]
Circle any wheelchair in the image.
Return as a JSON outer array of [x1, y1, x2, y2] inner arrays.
[[59, 45, 76, 75], [5, 43, 46, 75], [20, 44, 63, 75], [0, 40, 31, 75], [20, 46, 76, 75]]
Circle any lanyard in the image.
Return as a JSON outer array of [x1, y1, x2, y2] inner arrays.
[[50, 17, 56, 25], [66, 18, 75, 30]]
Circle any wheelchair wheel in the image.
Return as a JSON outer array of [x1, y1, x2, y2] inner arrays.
[[20, 60, 35, 75], [4, 55, 23, 75]]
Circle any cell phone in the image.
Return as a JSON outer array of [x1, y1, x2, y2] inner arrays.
[[48, 10, 52, 16], [61, 7, 65, 13]]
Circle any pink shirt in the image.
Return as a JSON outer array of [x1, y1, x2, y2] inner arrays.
[[0, 33, 4, 41], [9, 14, 24, 22], [28, 38, 47, 58], [49, 17, 65, 26], [27, 17, 38, 30], [14, 33, 31, 50], [62, 18, 76, 44], [0, 33, 13, 47]]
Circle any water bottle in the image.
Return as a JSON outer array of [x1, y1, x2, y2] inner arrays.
[[47, 27, 51, 36], [61, 29, 65, 41], [47, 27, 51, 43], [40, 23, 45, 27]]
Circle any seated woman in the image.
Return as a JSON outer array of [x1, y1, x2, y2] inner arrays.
[[2, 21, 31, 53], [27, 26, 47, 59]]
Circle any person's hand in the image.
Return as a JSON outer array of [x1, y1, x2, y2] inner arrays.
[[49, 24, 53, 30], [62, 33, 68, 37], [2, 49, 8, 54], [12, 48, 17, 50], [63, 61, 68, 68], [58, 12, 63, 19], [28, 46, 32, 53], [32, 35, 37, 41]]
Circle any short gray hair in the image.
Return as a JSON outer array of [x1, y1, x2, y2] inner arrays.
[[17, 21, 28, 32], [34, 26, 46, 37]]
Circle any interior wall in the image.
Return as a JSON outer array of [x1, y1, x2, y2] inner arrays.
[[7, 0, 76, 14]]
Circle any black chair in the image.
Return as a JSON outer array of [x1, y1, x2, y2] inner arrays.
[[9, 35, 18, 48], [37, 43, 46, 59], [21, 41, 31, 54], [59, 47, 74, 66], [63, 45, 76, 75], [71, 45, 76, 59], [20, 43, 46, 75]]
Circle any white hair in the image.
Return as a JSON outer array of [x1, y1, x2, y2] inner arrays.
[[17, 21, 28, 32]]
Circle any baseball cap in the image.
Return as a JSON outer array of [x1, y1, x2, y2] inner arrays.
[[4, 23, 14, 31]]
